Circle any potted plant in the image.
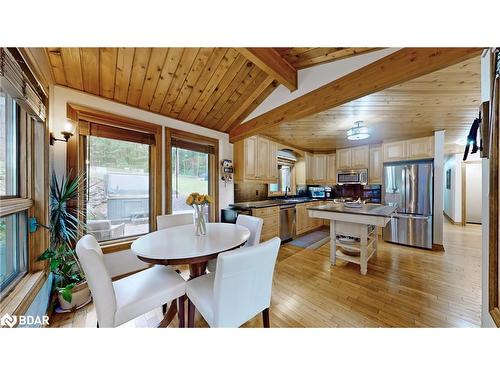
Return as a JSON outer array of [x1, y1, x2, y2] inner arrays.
[[38, 172, 90, 311]]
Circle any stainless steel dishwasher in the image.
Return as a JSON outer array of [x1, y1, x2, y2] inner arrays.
[[279, 204, 296, 241]]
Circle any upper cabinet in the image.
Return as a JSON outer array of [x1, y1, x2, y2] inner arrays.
[[336, 145, 369, 170], [313, 154, 327, 183], [326, 153, 336, 184], [234, 136, 278, 183], [336, 148, 351, 170], [406, 136, 434, 160], [369, 145, 383, 184], [383, 136, 434, 163]]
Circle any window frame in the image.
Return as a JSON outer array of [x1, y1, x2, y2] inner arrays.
[[165, 128, 219, 223], [66, 104, 163, 254]]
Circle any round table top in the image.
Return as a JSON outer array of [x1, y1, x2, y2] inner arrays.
[[131, 223, 250, 261]]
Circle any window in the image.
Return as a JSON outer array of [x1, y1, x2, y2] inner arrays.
[[166, 129, 219, 222], [171, 146, 209, 218], [86, 136, 150, 241], [269, 163, 294, 195], [0, 212, 27, 291], [66, 104, 163, 250], [0, 90, 28, 294]]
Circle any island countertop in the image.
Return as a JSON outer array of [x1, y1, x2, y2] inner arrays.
[[307, 203, 397, 217]]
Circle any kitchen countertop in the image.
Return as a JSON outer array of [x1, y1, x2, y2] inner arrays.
[[307, 203, 396, 217], [229, 197, 327, 209]]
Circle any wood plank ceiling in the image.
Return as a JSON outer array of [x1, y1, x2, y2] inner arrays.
[[260, 56, 481, 153], [44, 47, 378, 133]]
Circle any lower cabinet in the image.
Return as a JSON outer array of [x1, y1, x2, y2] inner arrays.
[[295, 201, 325, 236], [251, 206, 279, 242]]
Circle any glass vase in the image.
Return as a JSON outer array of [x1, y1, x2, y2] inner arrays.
[[194, 205, 207, 236]]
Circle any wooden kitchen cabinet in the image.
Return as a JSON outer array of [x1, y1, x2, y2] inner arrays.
[[296, 201, 325, 236], [234, 135, 279, 183], [383, 136, 434, 162], [406, 136, 434, 160], [336, 148, 352, 170], [369, 145, 383, 184], [351, 145, 369, 169], [326, 153, 336, 183], [383, 140, 406, 162], [252, 206, 279, 242], [305, 152, 314, 184], [313, 154, 327, 183]]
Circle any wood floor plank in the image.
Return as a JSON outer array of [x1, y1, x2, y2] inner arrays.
[[48, 222, 481, 328]]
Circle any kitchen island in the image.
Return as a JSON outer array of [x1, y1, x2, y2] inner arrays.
[[308, 203, 396, 275]]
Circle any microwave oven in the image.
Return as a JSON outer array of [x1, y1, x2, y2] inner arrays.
[[336, 169, 368, 185]]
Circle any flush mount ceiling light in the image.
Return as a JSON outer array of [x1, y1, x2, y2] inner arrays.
[[347, 121, 370, 140]]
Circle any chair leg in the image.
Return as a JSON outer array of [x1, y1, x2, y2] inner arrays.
[[162, 303, 167, 314], [262, 308, 270, 328], [178, 295, 186, 328], [188, 298, 196, 328], [96, 321, 99, 328], [158, 300, 178, 328]]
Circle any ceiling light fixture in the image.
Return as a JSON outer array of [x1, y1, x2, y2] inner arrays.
[[347, 121, 370, 141]]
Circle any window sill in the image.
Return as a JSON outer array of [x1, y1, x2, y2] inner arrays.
[[0, 270, 48, 322], [100, 237, 140, 254]]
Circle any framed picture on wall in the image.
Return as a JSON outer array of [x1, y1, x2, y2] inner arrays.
[[446, 168, 451, 189]]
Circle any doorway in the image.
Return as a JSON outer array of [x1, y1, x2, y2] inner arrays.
[[462, 160, 483, 225]]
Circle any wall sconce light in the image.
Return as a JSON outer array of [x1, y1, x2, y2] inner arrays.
[[50, 121, 74, 145]]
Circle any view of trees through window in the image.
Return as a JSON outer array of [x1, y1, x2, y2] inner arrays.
[[171, 146, 209, 218], [87, 136, 150, 241]]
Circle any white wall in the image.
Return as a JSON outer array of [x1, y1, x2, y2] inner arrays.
[[49, 85, 234, 277], [433, 130, 445, 246], [480, 52, 495, 327], [443, 154, 462, 223]]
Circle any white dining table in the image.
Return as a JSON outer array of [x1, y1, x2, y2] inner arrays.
[[131, 222, 250, 279]]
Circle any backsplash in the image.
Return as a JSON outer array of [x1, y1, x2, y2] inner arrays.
[[234, 182, 268, 202]]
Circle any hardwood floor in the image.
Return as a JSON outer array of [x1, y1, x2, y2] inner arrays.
[[49, 221, 481, 328]]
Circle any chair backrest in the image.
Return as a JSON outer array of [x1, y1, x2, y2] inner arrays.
[[236, 214, 263, 247], [212, 237, 281, 327], [87, 220, 111, 231], [76, 235, 117, 327], [157, 213, 193, 230]]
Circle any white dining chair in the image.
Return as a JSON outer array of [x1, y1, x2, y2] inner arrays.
[[207, 214, 263, 272], [76, 234, 186, 328], [186, 237, 281, 328], [157, 213, 193, 230]]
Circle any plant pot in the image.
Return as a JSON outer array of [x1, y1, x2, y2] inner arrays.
[[57, 280, 91, 311]]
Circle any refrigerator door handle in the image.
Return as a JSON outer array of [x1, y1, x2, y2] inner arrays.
[[393, 213, 430, 220]]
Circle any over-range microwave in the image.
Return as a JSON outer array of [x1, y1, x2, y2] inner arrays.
[[336, 169, 368, 185]]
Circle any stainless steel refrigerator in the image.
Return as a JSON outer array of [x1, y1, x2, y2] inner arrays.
[[382, 160, 433, 249]]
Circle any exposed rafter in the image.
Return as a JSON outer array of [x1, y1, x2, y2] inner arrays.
[[229, 48, 483, 143], [237, 48, 298, 91]]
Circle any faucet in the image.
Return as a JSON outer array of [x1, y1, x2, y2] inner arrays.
[[284, 186, 290, 198]]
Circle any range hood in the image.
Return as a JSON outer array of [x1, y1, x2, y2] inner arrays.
[[277, 149, 297, 162]]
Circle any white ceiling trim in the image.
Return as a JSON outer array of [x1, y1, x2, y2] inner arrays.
[[243, 48, 401, 122]]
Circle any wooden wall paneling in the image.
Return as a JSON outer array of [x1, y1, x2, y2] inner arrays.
[[177, 48, 227, 120], [60, 48, 84, 90], [79, 48, 100, 95], [219, 72, 274, 131], [276, 47, 382, 69], [237, 48, 297, 91], [227, 80, 278, 132], [160, 48, 200, 115], [47, 48, 65, 84], [230, 48, 483, 142], [126, 48, 152, 106], [185, 48, 239, 122], [149, 48, 184, 112], [204, 65, 261, 129], [138, 48, 170, 108], [113, 48, 135, 103], [99, 48, 118, 99], [170, 48, 214, 117], [193, 53, 247, 124]]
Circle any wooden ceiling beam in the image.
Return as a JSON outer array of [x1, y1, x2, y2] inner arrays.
[[229, 48, 483, 143], [237, 48, 297, 91]]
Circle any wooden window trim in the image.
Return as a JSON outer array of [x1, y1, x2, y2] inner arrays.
[[66, 104, 163, 254], [488, 49, 500, 327], [166, 128, 219, 223]]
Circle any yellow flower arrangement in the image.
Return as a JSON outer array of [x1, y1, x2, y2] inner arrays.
[[185, 192, 212, 206]]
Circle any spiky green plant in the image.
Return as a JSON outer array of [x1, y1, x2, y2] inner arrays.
[[38, 171, 86, 303]]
